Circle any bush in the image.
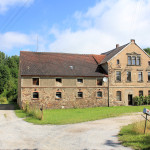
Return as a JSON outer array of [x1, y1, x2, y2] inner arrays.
[[0, 97, 8, 104], [133, 95, 150, 106]]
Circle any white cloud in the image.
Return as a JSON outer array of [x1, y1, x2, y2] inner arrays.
[[0, 0, 34, 13], [0, 32, 37, 51], [49, 0, 150, 54]]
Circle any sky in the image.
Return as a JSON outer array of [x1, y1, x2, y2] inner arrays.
[[0, 0, 150, 56]]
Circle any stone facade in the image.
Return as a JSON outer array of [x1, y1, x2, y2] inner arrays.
[[18, 39, 150, 109]]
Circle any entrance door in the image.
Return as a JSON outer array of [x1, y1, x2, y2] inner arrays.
[[128, 94, 133, 105]]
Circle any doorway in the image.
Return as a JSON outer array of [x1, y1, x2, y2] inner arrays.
[[128, 94, 133, 105]]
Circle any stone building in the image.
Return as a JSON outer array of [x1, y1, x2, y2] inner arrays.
[[18, 39, 150, 108]]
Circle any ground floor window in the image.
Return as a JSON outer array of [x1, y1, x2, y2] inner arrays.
[[33, 92, 39, 99], [116, 91, 121, 101], [139, 90, 143, 96], [56, 92, 62, 99], [78, 92, 83, 98], [148, 90, 150, 96], [97, 91, 102, 98]]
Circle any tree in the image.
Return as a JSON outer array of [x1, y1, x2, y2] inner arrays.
[[143, 48, 150, 55]]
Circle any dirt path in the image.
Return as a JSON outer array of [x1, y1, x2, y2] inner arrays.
[[0, 110, 143, 150]]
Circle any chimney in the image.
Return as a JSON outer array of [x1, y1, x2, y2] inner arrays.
[[116, 44, 119, 48], [131, 39, 135, 43]]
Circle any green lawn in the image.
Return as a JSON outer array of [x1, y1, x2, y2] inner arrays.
[[119, 121, 150, 150], [15, 105, 150, 125]]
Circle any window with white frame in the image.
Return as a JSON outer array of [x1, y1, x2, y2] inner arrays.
[[138, 72, 143, 82]]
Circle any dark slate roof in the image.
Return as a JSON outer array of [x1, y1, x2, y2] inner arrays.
[[20, 51, 107, 77], [100, 43, 129, 64]]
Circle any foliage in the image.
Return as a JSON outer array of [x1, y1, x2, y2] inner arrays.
[[15, 105, 150, 125], [133, 96, 150, 106], [144, 48, 150, 55], [119, 121, 150, 149], [22, 102, 43, 120], [0, 51, 19, 104]]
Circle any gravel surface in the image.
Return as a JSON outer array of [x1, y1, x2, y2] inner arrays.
[[0, 110, 143, 150]]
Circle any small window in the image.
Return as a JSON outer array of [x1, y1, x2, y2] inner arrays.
[[116, 91, 121, 101], [97, 91, 102, 98], [56, 92, 61, 99], [117, 59, 120, 64], [128, 56, 132, 65], [56, 78, 62, 83], [139, 91, 143, 96], [148, 72, 150, 81], [77, 78, 83, 83], [33, 92, 39, 99], [116, 71, 121, 81], [138, 72, 143, 82], [78, 92, 83, 98], [33, 78, 39, 85], [136, 56, 140, 65], [97, 79, 103, 85], [127, 71, 131, 82], [132, 56, 136, 65], [148, 90, 150, 96], [148, 61, 150, 66]]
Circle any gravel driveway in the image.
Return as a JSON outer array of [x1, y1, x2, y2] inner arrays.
[[0, 110, 143, 150]]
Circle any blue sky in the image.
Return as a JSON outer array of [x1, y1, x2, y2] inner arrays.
[[0, 0, 150, 56]]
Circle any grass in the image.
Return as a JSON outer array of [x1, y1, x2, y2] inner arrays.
[[119, 121, 150, 150], [15, 105, 150, 125]]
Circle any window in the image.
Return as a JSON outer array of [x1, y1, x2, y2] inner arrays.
[[97, 91, 102, 98], [128, 56, 140, 66], [128, 56, 132, 65], [148, 72, 150, 81], [116, 91, 121, 101], [148, 61, 150, 66], [97, 79, 103, 85], [33, 92, 39, 99], [33, 78, 39, 85], [136, 56, 140, 65], [132, 56, 136, 65], [138, 72, 143, 82], [56, 92, 61, 99], [148, 90, 150, 96], [139, 91, 143, 96], [127, 71, 131, 81], [78, 92, 83, 98], [77, 78, 83, 83], [117, 59, 120, 64], [56, 78, 62, 83], [116, 71, 121, 81]]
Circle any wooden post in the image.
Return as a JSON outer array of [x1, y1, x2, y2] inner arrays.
[[40, 104, 44, 120], [144, 114, 148, 134]]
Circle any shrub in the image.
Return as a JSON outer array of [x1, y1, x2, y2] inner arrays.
[[0, 97, 8, 104], [133, 96, 140, 106]]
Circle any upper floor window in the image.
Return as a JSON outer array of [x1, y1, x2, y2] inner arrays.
[[97, 78, 103, 85], [116, 71, 121, 81], [33, 92, 39, 99], [136, 56, 140, 65], [97, 91, 102, 98], [117, 59, 120, 65], [77, 78, 83, 83], [148, 72, 150, 81], [138, 72, 143, 82], [32, 78, 39, 85], [148, 61, 150, 66], [128, 56, 132, 65], [127, 71, 131, 82], [116, 91, 121, 101], [139, 90, 143, 96], [56, 78, 62, 83], [128, 56, 140, 66]]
